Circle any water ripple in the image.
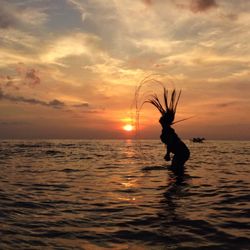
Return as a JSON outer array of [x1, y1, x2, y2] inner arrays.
[[0, 140, 249, 249]]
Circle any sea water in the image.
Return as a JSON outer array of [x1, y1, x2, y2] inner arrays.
[[0, 140, 249, 250]]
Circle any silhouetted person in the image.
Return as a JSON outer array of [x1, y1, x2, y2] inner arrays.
[[146, 88, 190, 171], [159, 113, 190, 170]]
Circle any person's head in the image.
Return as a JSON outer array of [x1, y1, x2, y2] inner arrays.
[[159, 111, 175, 127]]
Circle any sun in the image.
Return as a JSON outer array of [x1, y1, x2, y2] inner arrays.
[[123, 124, 134, 132]]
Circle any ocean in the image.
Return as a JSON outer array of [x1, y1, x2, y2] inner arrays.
[[0, 139, 249, 250]]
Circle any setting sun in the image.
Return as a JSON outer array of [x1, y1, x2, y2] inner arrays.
[[123, 124, 134, 132]]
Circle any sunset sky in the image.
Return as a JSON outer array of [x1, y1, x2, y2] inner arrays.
[[0, 0, 249, 139]]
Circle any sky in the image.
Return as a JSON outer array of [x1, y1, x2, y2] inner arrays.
[[0, 0, 249, 140]]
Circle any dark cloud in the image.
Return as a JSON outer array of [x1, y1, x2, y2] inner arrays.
[[73, 102, 89, 108], [142, 0, 153, 6], [48, 99, 65, 109], [0, 88, 90, 111], [0, 2, 48, 29], [221, 13, 238, 21], [0, 91, 47, 106], [216, 101, 238, 108], [0, 64, 89, 111], [0, 63, 41, 90], [0, 75, 19, 90], [0, 88, 65, 109], [0, 6, 17, 28], [25, 68, 41, 86], [176, 0, 218, 13], [190, 0, 218, 13], [16, 63, 41, 87], [0, 120, 29, 126]]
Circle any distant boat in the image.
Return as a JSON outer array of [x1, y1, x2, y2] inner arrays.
[[192, 137, 205, 143]]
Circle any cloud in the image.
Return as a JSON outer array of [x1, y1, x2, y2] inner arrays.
[[67, 0, 88, 22], [73, 103, 89, 108], [0, 28, 39, 52], [0, 86, 91, 111], [41, 33, 102, 65], [0, 88, 44, 105], [0, 6, 17, 28], [18, 7, 48, 26], [142, 0, 153, 6], [0, 63, 41, 89], [0, 3, 48, 29], [215, 101, 239, 108], [24, 68, 40, 86], [0, 88, 65, 109], [0, 75, 18, 89], [190, 0, 217, 13], [0, 120, 29, 126], [176, 0, 218, 13], [220, 13, 238, 21], [48, 99, 65, 109]]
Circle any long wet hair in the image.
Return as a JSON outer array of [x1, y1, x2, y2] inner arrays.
[[146, 88, 181, 126]]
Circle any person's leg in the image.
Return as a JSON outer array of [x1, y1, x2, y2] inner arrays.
[[171, 155, 184, 174]]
